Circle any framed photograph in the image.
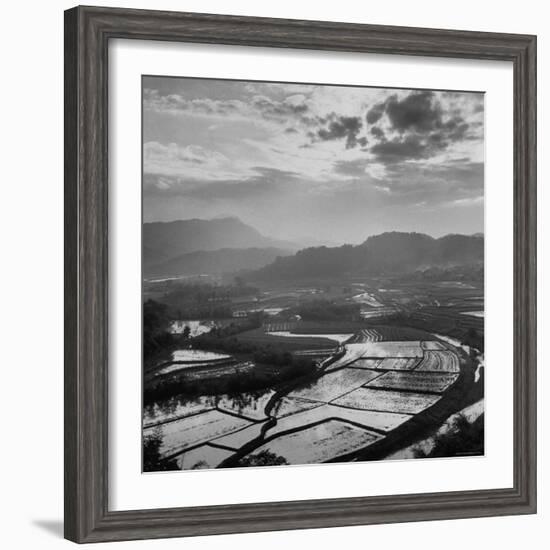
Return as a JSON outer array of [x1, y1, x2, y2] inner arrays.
[[64, 6, 537, 543]]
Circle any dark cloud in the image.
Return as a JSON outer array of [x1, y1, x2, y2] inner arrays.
[[440, 116, 470, 141], [385, 91, 442, 133], [386, 91, 443, 133], [370, 126, 385, 139], [370, 135, 433, 163], [366, 102, 386, 124], [365, 91, 475, 164], [366, 91, 471, 138], [315, 114, 365, 149]]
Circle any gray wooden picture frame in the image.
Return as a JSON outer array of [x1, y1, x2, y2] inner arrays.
[[64, 5, 537, 543]]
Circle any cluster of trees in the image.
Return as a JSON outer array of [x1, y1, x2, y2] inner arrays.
[[250, 232, 484, 281], [294, 299, 361, 322], [143, 437, 289, 472], [143, 427, 179, 472], [194, 329, 315, 372], [380, 313, 484, 353], [144, 356, 315, 405], [238, 451, 288, 467], [414, 414, 484, 459], [143, 299, 262, 360], [206, 315, 263, 338], [253, 244, 368, 280], [156, 281, 260, 319], [143, 299, 174, 360], [409, 264, 484, 282], [162, 281, 258, 303], [463, 327, 484, 353]]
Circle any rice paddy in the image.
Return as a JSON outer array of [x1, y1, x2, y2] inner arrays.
[[146, 321, 467, 468], [144, 409, 252, 458], [365, 371, 459, 393], [287, 368, 382, 403], [415, 351, 460, 373], [247, 420, 382, 464], [332, 387, 442, 415]]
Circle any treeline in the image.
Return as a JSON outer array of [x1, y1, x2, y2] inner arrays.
[[252, 244, 369, 280], [161, 281, 258, 303], [155, 281, 259, 319], [409, 264, 483, 282], [193, 329, 315, 371], [144, 356, 315, 405], [414, 414, 484, 459], [248, 232, 484, 281], [462, 327, 484, 353], [379, 313, 484, 353], [143, 428, 179, 472], [144, 307, 317, 404], [293, 299, 361, 322], [143, 299, 175, 360]]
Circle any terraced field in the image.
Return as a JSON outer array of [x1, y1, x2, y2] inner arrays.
[[145, 328, 467, 469], [247, 421, 382, 465], [287, 368, 380, 402], [365, 371, 459, 393], [415, 351, 460, 373], [144, 409, 252, 458]]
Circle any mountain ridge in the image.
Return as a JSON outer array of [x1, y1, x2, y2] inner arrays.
[[248, 231, 483, 281], [143, 217, 297, 268], [146, 246, 293, 277], [143, 218, 483, 279]]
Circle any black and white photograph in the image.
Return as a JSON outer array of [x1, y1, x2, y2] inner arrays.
[[142, 76, 485, 471]]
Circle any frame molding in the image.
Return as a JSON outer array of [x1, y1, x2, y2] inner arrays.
[[64, 5, 537, 543]]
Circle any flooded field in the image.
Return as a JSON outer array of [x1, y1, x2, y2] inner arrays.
[[170, 320, 216, 337], [145, 323, 477, 468], [248, 421, 382, 465], [141, 77, 485, 472], [267, 330, 353, 344], [171, 349, 230, 362], [143, 273, 484, 470]]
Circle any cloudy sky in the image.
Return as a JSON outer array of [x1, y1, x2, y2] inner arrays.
[[143, 76, 484, 245]]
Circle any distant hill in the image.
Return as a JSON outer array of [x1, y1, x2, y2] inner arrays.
[[143, 217, 295, 268], [250, 232, 484, 281], [146, 247, 293, 277]]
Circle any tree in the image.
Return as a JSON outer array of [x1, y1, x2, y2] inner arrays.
[[238, 450, 288, 467], [413, 414, 484, 459], [143, 299, 173, 359], [143, 427, 179, 472]]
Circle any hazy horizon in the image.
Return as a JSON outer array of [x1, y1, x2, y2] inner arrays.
[[143, 76, 484, 243], [143, 215, 484, 248]]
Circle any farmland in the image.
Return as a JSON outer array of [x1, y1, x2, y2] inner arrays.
[[143, 275, 484, 470], [144, 329, 481, 468], [246, 421, 382, 465]]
